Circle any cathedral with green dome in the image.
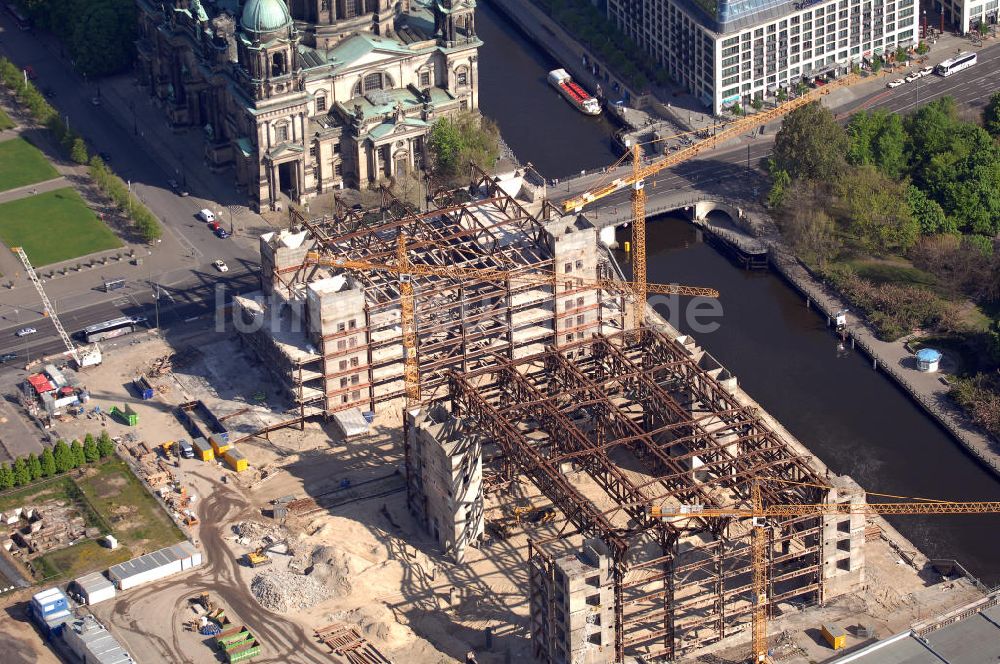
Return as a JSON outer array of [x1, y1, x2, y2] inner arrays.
[[135, 0, 480, 211]]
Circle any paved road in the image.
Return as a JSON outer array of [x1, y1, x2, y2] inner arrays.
[[556, 41, 1000, 211], [0, 268, 258, 365]]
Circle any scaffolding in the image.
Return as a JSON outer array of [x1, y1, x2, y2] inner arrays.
[[263, 165, 626, 416], [430, 328, 835, 662]]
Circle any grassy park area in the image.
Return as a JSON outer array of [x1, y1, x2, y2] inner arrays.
[[0, 108, 14, 130], [0, 187, 120, 265], [0, 137, 57, 191], [0, 458, 183, 583]]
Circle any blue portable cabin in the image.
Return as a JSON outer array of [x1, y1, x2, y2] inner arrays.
[[30, 587, 72, 636]]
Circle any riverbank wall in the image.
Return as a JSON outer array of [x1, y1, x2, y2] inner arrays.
[[764, 240, 1000, 478], [484, 0, 641, 106]]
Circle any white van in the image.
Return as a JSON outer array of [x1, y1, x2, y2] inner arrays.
[[198, 209, 216, 223], [178, 440, 194, 459]]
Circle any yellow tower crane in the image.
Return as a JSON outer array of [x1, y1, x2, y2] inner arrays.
[[561, 73, 860, 325], [649, 481, 1000, 663], [305, 236, 719, 404]]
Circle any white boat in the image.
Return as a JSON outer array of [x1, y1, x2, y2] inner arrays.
[[547, 68, 601, 115]]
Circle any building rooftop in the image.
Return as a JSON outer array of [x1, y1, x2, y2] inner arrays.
[[833, 594, 1000, 664], [73, 571, 115, 596], [683, 0, 799, 33], [234, 291, 322, 364], [108, 541, 199, 582], [66, 615, 133, 664]]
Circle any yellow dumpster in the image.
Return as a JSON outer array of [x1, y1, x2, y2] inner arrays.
[[192, 437, 214, 462], [223, 448, 247, 473], [821, 624, 846, 650]]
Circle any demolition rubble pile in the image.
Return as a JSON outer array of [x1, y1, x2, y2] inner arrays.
[[250, 570, 328, 613]]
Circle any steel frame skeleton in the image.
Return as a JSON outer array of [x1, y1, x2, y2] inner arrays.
[[279, 165, 625, 412], [438, 328, 830, 662]]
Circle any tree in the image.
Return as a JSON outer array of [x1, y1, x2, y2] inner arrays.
[[905, 185, 950, 235], [915, 42, 930, 56], [773, 102, 848, 182], [871, 54, 884, 73], [983, 92, 1000, 137], [70, 440, 86, 469], [751, 93, 763, 111], [97, 431, 115, 458], [427, 112, 500, 186], [27, 453, 42, 481], [70, 137, 88, 164], [0, 463, 13, 490], [730, 102, 744, 116], [40, 447, 56, 477], [895, 46, 909, 63], [839, 166, 919, 255], [83, 434, 100, 463], [779, 181, 842, 267], [12, 458, 31, 487], [846, 110, 907, 179], [53, 440, 73, 473], [776, 88, 788, 103], [767, 165, 791, 208]]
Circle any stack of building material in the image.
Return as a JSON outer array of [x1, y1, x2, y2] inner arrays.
[[314, 622, 392, 664]]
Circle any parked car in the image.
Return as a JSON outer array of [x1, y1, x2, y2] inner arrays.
[[213, 259, 229, 273], [15, 327, 37, 337], [0, 352, 17, 363], [91, 97, 101, 106], [887, 78, 904, 88], [918, 66, 933, 77], [215, 228, 230, 239], [208, 221, 220, 232], [198, 209, 216, 223], [904, 72, 921, 82]]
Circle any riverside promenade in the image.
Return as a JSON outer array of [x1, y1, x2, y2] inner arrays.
[[764, 236, 1000, 478]]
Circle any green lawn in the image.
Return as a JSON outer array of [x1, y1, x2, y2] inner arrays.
[[841, 256, 938, 289], [35, 539, 132, 582], [0, 108, 14, 130], [75, 458, 184, 553], [0, 458, 183, 584], [0, 137, 57, 191], [0, 187, 121, 265]]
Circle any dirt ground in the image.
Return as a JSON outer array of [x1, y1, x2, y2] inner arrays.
[[0, 597, 62, 664], [2, 331, 989, 664]]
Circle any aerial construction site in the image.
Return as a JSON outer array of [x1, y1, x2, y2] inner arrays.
[[7, 164, 998, 664]]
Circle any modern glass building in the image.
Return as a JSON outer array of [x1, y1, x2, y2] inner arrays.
[[608, 0, 919, 113]]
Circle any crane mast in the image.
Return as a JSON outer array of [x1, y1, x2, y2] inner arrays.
[[650, 483, 1000, 663], [11, 247, 80, 367]]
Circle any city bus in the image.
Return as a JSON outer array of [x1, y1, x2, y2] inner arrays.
[[934, 52, 977, 77], [80, 317, 139, 343]]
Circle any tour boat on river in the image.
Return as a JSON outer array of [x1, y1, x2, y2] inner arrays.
[[547, 68, 602, 116]]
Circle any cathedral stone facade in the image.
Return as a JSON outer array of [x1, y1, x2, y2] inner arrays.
[[135, 0, 480, 211]]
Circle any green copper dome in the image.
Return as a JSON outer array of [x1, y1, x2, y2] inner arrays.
[[241, 0, 292, 34]]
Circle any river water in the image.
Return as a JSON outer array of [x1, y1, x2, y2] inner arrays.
[[475, 1, 619, 177], [476, 5, 1000, 584]]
